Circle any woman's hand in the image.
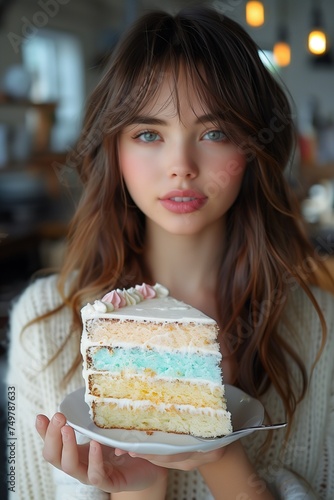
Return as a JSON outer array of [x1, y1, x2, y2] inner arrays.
[[36, 413, 168, 493], [115, 447, 226, 471], [114, 444, 274, 500]]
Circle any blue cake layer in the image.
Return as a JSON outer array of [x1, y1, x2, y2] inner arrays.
[[89, 347, 221, 381]]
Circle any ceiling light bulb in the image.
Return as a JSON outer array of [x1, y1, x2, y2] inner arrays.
[[273, 41, 291, 66], [246, 1, 264, 27], [308, 30, 327, 55]]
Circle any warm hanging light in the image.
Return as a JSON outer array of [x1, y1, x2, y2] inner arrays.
[[273, 41, 291, 66], [308, 30, 327, 55], [246, 1, 264, 27], [273, 26, 291, 66], [308, 4, 327, 55]]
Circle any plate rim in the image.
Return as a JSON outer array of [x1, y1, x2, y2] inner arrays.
[[59, 384, 264, 454]]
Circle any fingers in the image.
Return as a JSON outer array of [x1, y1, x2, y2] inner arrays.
[[36, 412, 90, 483], [125, 448, 223, 471], [60, 425, 89, 483], [88, 445, 168, 492], [87, 441, 115, 489], [36, 413, 66, 468], [35, 414, 49, 440], [36, 416, 167, 493]]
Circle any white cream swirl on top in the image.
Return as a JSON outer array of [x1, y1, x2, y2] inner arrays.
[[92, 283, 169, 313]]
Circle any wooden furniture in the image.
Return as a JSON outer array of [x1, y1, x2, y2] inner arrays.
[[0, 94, 73, 332]]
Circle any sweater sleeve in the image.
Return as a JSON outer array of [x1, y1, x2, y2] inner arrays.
[[312, 287, 334, 497], [6, 275, 110, 500], [271, 287, 334, 499], [242, 285, 334, 500]]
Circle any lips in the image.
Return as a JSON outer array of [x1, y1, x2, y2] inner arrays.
[[170, 196, 197, 202], [159, 190, 207, 214]]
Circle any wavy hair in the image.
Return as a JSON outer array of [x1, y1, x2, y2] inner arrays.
[[44, 7, 328, 428]]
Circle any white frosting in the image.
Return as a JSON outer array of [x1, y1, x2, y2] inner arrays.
[[81, 285, 216, 324], [85, 394, 229, 416], [128, 288, 144, 303], [81, 339, 220, 355], [92, 300, 108, 313], [153, 283, 169, 298]]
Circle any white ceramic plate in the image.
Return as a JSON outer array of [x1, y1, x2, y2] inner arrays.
[[59, 385, 264, 455]]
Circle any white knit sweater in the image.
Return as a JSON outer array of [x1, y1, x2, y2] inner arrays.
[[6, 275, 334, 500]]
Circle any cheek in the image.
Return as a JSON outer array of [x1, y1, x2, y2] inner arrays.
[[204, 154, 246, 199], [121, 165, 144, 198], [119, 143, 141, 191], [120, 155, 154, 206], [119, 140, 154, 182], [122, 163, 153, 185]]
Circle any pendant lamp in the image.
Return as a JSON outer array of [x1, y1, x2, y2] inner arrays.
[[272, 1, 291, 67], [273, 27, 291, 66], [246, 1, 265, 27], [308, 3, 327, 55]]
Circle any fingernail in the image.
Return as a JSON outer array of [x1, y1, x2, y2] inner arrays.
[[35, 415, 42, 427], [53, 414, 62, 425], [114, 448, 127, 456]]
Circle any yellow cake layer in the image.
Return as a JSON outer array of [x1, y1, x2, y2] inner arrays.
[[91, 400, 232, 437], [85, 319, 219, 351], [88, 373, 225, 409]]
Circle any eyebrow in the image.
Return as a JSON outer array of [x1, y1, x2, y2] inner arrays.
[[130, 116, 167, 126], [196, 113, 221, 125], [129, 113, 221, 126]]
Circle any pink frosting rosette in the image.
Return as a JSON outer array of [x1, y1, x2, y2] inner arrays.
[[135, 283, 156, 299], [101, 289, 126, 309]]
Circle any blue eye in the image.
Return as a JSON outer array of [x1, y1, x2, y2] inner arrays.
[[203, 130, 226, 142], [137, 131, 160, 142]]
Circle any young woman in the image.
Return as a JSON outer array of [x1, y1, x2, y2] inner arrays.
[[7, 6, 334, 500]]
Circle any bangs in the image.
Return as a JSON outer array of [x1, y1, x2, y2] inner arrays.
[[107, 44, 244, 143], [103, 10, 254, 141], [98, 7, 293, 169]]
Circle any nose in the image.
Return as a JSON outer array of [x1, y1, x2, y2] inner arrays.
[[167, 141, 198, 179]]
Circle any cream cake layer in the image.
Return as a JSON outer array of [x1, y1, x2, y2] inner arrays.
[[84, 318, 219, 352], [87, 373, 225, 408], [89, 398, 232, 437]]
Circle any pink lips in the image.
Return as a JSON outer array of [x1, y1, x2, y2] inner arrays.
[[159, 190, 207, 214]]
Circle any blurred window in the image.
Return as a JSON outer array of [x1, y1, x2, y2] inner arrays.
[[22, 30, 84, 151], [259, 50, 279, 72]]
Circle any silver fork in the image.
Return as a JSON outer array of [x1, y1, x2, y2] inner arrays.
[[195, 422, 287, 441]]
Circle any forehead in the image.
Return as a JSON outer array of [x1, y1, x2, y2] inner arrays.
[[137, 66, 209, 119]]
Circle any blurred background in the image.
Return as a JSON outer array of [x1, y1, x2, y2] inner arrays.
[[0, 0, 334, 493]]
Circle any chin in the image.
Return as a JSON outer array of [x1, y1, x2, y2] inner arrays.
[[162, 222, 208, 236], [148, 211, 218, 236]]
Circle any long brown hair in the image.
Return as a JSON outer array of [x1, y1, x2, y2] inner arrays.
[[46, 7, 327, 425]]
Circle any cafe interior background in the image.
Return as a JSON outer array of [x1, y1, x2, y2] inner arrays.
[[0, 0, 334, 492]]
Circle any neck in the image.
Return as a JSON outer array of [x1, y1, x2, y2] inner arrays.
[[145, 220, 225, 302]]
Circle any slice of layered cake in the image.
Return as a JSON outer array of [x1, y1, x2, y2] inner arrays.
[[80, 283, 232, 438]]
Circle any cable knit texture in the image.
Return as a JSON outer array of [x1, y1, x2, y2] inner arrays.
[[6, 275, 334, 499]]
